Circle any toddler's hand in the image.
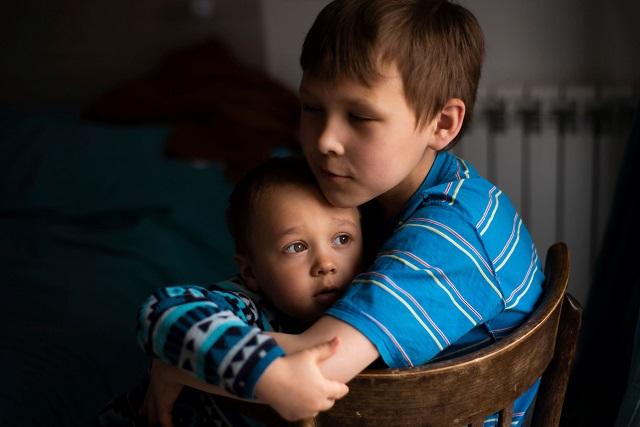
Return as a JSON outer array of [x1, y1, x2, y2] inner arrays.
[[140, 359, 183, 427], [254, 337, 349, 421]]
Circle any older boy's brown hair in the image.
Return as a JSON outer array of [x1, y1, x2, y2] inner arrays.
[[300, 0, 484, 146]]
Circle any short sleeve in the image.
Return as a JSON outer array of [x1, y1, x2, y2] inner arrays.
[[327, 204, 505, 368]]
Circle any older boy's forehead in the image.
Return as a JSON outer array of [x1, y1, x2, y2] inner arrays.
[[299, 71, 403, 106], [299, 76, 368, 99]]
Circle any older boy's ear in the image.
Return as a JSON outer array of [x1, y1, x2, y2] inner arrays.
[[234, 254, 259, 291], [432, 98, 466, 150]]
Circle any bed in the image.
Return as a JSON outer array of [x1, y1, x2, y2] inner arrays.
[[0, 38, 299, 426]]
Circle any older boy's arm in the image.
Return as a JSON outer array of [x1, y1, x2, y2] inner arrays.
[[252, 317, 376, 420], [306, 315, 379, 382], [266, 315, 379, 383]]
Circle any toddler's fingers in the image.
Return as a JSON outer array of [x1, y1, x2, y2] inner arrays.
[[158, 411, 174, 427], [311, 336, 340, 363], [157, 400, 175, 427], [327, 380, 349, 400], [140, 390, 157, 426], [146, 406, 157, 426]]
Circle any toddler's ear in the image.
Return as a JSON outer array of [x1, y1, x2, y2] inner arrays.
[[234, 254, 259, 291], [432, 98, 466, 150]]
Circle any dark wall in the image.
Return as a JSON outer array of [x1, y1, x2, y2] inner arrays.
[[0, 0, 265, 109]]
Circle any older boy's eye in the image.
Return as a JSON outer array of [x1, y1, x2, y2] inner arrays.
[[348, 113, 374, 123], [333, 234, 351, 246], [301, 103, 322, 114], [284, 242, 307, 253]]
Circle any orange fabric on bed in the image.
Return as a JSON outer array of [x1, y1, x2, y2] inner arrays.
[[83, 38, 300, 183]]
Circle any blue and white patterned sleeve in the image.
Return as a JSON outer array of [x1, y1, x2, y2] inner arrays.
[[136, 285, 285, 399]]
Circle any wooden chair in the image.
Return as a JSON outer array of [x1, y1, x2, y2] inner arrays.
[[221, 242, 582, 426]]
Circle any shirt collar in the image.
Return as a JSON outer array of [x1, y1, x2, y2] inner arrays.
[[393, 151, 449, 225]]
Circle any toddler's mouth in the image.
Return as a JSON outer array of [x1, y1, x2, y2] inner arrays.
[[314, 287, 343, 304]]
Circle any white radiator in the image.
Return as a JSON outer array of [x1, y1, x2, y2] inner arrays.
[[453, 86, 637, 305]]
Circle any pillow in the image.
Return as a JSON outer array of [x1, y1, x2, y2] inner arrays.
[[82, 38, 301, 183]]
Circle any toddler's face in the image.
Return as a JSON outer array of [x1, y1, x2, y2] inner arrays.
[[247, 183, 362, 322], [298, 63, 438, 217]]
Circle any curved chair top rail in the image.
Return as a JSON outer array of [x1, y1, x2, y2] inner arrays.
[[214, 243, 575, 427]]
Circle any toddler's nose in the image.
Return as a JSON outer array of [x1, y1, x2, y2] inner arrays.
[[313, 258, 337, 276]]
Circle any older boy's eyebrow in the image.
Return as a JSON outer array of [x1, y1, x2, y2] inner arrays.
[[300, 85, 370, 105], [298, 87, 318, 101], [344, 99, 381, 115], [299, 87, 313, 96], [299, 88, 381, 116], [300, 86, 365, 105]]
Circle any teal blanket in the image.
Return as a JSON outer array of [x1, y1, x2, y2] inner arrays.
[[0, 112, 236, 426]]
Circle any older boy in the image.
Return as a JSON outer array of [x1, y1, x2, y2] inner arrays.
[[146, 1, 544, 426]]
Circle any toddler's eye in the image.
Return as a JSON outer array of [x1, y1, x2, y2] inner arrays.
[[333, 234, 351, 246], [284, 242, 308, 253]]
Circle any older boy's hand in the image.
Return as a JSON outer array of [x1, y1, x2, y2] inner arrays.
[[254, 337, 349, 421], [141, 359, 183, 427]]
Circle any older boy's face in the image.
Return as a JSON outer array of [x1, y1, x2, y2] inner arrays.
[[299, 64, 438, 217], [249, 183, 362, 322]]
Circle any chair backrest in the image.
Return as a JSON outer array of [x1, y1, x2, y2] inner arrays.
[[306, 242, 582, 427], [220, 243, 582, 427]]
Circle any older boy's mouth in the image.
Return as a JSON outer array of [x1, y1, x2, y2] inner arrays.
[[319, 168, 351, 182]]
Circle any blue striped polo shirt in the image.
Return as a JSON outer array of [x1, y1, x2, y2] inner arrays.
[[327, 151, 544, 425]]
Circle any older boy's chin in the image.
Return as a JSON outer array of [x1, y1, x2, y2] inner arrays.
[[299, 308, 326, 325], [319, 188, 367, 208]]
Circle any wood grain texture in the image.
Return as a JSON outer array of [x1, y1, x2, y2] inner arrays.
[[230, 243, 582, 427]]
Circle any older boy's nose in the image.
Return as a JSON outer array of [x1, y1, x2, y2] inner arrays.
[[317, 123, 345, 156]]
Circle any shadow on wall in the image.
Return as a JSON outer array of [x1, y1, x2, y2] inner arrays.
[[562, 103, 640, 426], [0, 0, 265, 109]]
